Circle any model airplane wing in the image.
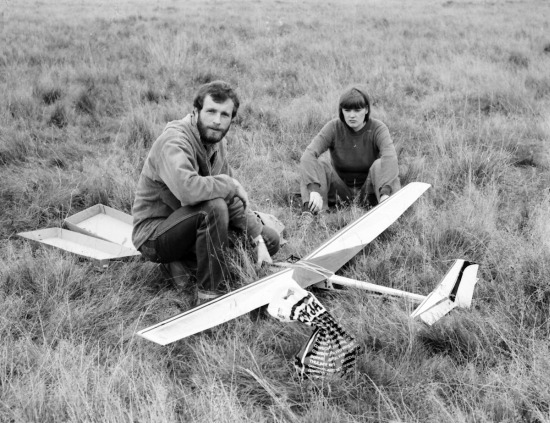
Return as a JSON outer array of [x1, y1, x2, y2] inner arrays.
[[291, 182, 431, 287], [138, 268, 297, 345], [137, 182, 431, 345]]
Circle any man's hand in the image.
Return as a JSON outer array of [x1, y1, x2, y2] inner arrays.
[[232, 178, 249, 212], [308, 192, 323, 214], [254, 235, 272, 268]]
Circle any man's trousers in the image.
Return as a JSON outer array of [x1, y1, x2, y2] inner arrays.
[[138, 198, 280, 294]]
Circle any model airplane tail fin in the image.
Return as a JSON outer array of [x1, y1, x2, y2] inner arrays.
[[410, 260, 479, 325]]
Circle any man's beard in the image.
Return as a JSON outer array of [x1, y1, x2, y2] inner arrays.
[[196, 115, 230, 145]]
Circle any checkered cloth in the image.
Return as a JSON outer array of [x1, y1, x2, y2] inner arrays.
[[268, 285, 361, 379]]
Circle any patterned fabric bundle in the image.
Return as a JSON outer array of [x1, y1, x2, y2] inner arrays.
[[267, 283, 361, 379]]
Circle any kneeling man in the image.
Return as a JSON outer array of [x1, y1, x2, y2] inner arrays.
[[132, 81, 279, 304]]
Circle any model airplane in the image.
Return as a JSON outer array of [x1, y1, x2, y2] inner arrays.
[[137, 182, 479, 345]]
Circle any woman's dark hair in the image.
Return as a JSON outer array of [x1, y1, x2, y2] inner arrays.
[[338, 87, 371, 125], [193, 80, 240, 118]]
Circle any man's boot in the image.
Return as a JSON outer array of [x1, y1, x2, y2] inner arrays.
[[160, 261, 193, 288]]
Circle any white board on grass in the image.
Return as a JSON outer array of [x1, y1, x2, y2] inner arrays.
[[63, 204, 136, 250], [18, 228, 140, 261]]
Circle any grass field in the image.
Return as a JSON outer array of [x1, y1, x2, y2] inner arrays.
[[1, 0, 550, 421]]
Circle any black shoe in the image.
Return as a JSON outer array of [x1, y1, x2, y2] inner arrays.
[[299, 211, 315, 227], [366, 193, 378, 208]]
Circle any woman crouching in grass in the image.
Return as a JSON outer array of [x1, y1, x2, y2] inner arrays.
[[299, 85, 401, 218]]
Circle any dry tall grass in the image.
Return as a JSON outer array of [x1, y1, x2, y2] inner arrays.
[[1, 0, 550, 421]]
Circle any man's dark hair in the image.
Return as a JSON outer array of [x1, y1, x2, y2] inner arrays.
[[338, 87, 371, 125], [193, 80, 240, 118]]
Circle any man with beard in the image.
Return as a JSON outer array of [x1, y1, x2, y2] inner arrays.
[[132, 81, 280, 305]]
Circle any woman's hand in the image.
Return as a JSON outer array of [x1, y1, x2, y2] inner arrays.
[[308, 192, 323, 213]]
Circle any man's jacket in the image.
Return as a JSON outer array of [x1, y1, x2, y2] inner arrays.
[[132, 113, 261, 249]]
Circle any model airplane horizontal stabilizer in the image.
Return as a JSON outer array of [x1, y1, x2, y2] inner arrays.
[[137, 182, 430, 345], [410, 260, 479, 325]]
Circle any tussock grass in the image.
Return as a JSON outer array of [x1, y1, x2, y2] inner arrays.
[[2, 0, 550, 421], [33, 83, 63, 106]]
